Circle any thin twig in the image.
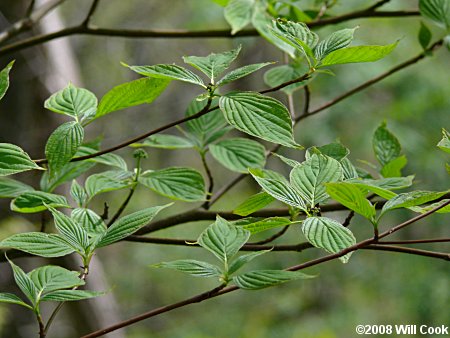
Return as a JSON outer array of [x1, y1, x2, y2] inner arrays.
[[363, 244, 450, 261], [82, 0, 101, 27], [250, 225, 290, 245], [200, 151, 214, 210], [106, 185, 136, 227], [342, 210, 355, 228], [379, 238, 450, 245]]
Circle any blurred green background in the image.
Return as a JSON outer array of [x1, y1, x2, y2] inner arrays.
[[0, 0, 448, 337]]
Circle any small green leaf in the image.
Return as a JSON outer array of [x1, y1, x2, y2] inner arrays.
[[320, 42, 398, 66], [382, 190, 448, 214], [219, 91, 299, 148], [0, 293, 32, 309], [88, 153, 128, 170], [372, 122, 401, 166], [28, 266, 84, 294], [409, 199, 450, 214], [96, 77, 170, 118], [272, 153, 301, 167], [209, 138, 266, 173], [95, 205, 170, 247], [290, 154, 343, 207], [213, 0, 229, 6], [0, 143, 43, 176], [224, 0, 255, 34], [139, 167, 205, 202], [419, 22, 432, 49], [45, 121, 84, 177], [7, 258, 38, 305], [307, 142, 350, 162], [0, 233, 74, 257], [325, 182, 376, 221], [233, 270, 314, 290], [131, 134, 194, 149], [152, 259, 222, 278], [11, 191, 69, 213], [263, 63, 309, 95], [302, 216, 356, 263], [183, 46, 241, 82], [242, 217, 292, 234], [44, 83, 97, 119], [0, 178, 34, 198], [380, 155, 407, 178], [71, 208, 107, 236], [126, 64, 205, 87], [341, 158, 359, 180], [0, 60, 14, 101], [40, 289, 104, 302], [70, 180, 87, 207], [314, 27, 357, 60], [233, 191, 275, 216], [198, 216, 250, 264], [85, 170, 133, 200], [218, 62, 273, 86], [419, 0, 450, 29], [228, 250, 270, 275], [437, 129, 450, 153]]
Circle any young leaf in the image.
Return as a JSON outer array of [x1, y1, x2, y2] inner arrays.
[[70, 180, 87, 207], [0, 293, 32, 309], [380, 155, 407, 178], [209, 138, 266, 173], [45, 121, 84, 177], [0, 60, 14, 101], [382, 190, 448, 214], [7, 258, 38, 305], [372, 122, 401, 166], [437, 129, 450, 153], [71, 208, 107, 236], [351, 176, 414, 191], [28, 266, 84, 294], [341, 158, 359, 180], [307, 142, 350, 162], [152, 259, 222, 278], [249, 168, 306, 210], [302, 216, 356, 263], [183, 46, 241, 82], [0, 143, 43, 176], [131, 134, 194, 149], [88, 153, 128, 170], [233, 191, 275, 216], [228, 250, 270, 275], [96, 77, 170, 118], [319, 42, 398, 67], [273, 153, 301, 167], [233, 270, 314, 290], [44, 83, 97, 119], [314, 27, 357, 60], [47, 206, 89, 253], [11, 191, 69, 213], [95, 205, 170, 247], [419, 0, 450, 29], [126, 64, 205, 88], [241, 217, 292, 234], [219, 91, 299, 148], [409, 199, 450, 214], [224, 0, 255, 34], [263, 63, 309, 95], [217, 62, 273, 86], [0, 233, 74, 257], [198, 216, 250, 264], [40, 289, 104, 302], [139, 167, 205, 202], [418, 22, 432, 49], [290, 154, 343, 206], [85, 170, 133, 200], [0, 177, 34, 198]]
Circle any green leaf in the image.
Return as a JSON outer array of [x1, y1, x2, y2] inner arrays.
[[341, 158, 359, 180], [325, 182, 376, 221], [409, 199, 450, 214], [0, 293, 32, 309], [70, 180, 87, 207], [45, 121, 84, 177], [241, 217, 292, 234], [85, 170, 133, 200], [0, 60, 14, 101], [0, 143, 43, 176], [290, 154, 343, 207], [228, 250, 270, 275], [263, 63, 309, 95], [95, 205, 170, 247], [198, 216, 250, 264], [233, 270, 314, 290], [233, 191, 275, 216], [212, 0, 229, 6], [0, 233, 74, 257], [47, 206, 89, 253], [224, 0, 255, 34], [380, 155, 407, 178], [183, 46, 241, 82], [96, 77, 170, 118], [308, 142, 350, 162], [272, 153, 301, 167], [44, 83, 97, 119], [382, 190, 448, 214], [320, 42, 398, 66], [437, 129, 450, 153], [131, 134, 194, 149], [249, 168, 306, 210], [219, 91, 299, 148], [126, 63, 205, 87], [209, 138, 266, 173], [28, 266, 84, 294], [372, 122, 401, 166], [302, 216, 356, 263], [419, 22, 432, 49], [0, 178, 34, 198], [139, 167, 205, 202], [40, 289, 104, 302], [88, 153, 128, 170], [11, 191, 69, 213], [218, 62, 273, 86], [152, 259, 222, 278], [314, 27, 357, 60], [71, 208, 107, 236], [419, 0, 450, 28], [7, 258, 38, 305], [345, 177, 412, 200]]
